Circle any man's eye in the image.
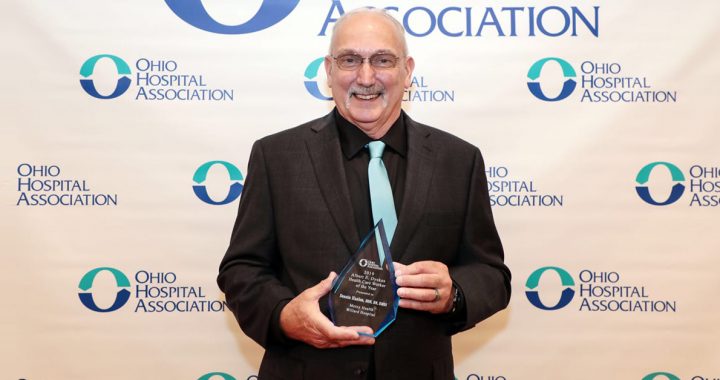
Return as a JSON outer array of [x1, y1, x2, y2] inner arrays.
[[341, 56, 360, 64], [373, 55, 395, 67]]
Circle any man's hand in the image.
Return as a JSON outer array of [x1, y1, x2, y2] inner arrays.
[[394, 261, 453, 314], [279, 272, 375, 348]]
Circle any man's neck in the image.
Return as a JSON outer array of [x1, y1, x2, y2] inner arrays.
[[340, 109, 402, 140]]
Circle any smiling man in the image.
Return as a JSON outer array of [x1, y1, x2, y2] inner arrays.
[[218, 8, 510, 380]]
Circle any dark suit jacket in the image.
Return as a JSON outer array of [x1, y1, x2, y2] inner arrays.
[[218, 111, 511, 380]]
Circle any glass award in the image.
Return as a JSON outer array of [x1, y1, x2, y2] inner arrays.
[[329, 220, 398, 337]]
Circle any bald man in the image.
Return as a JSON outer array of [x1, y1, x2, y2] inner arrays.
[[218, 8, 510, 380]]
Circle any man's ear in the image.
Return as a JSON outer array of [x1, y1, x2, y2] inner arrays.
[[404, 56, 415, 88], [324, 56, 333, 88]]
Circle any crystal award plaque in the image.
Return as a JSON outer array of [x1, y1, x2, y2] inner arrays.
[[329, 220, 399, 337]]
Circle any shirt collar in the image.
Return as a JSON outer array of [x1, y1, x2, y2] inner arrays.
[[335, 108, 408, 159]]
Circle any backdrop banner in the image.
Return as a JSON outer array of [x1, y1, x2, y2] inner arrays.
[[2, 1, 719, 379]]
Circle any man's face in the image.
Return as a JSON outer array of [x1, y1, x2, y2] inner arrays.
[[325, 13, 414, 133]]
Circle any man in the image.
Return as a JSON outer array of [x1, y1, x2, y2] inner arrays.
[[218, 8, 510, 380]]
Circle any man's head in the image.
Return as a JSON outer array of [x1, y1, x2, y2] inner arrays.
[[324, 8, 415, 138]]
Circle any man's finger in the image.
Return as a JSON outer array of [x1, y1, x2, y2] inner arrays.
[[320, 323, 375, 345], [397, 286, 439, 302], [318, 320, 360, 341], [396, 273, 440, 288], [306, 272, 337, 300], [348, 325, 375, 338], [399, 298, 435, 312], [395, 260, 445, 276]]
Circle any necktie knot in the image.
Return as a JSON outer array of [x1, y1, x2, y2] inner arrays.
[[367, 141, 386, 159]]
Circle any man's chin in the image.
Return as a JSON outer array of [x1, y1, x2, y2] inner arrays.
[[346, 109, 384, 125]]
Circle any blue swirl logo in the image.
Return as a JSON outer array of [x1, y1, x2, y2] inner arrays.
[[78, 267, 131, 312], [193, 161, 244, 205], [527, 57, 577, 101], [79, 54, 132, 99], [165, 0, 300, 34], [304, 57, 332, 101], [525, 267, 576, 310], [635, 162, 686, 206]]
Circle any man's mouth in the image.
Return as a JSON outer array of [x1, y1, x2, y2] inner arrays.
[[353, 93, 381, 101]]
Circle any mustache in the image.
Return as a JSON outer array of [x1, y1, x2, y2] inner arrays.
[[349, 84, 385, 96]]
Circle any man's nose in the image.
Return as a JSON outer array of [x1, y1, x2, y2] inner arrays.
[[355, 61, 376, 86]]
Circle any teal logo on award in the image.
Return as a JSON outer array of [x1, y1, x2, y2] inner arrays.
[[525, 266, 575, 310]]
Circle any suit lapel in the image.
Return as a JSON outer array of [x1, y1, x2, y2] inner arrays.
[[305, 113, 360, 255], [392, 115, 435, 262]]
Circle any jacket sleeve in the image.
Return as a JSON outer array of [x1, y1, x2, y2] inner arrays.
[[448, 147, 511, 333], [217, 139, 295, 348]]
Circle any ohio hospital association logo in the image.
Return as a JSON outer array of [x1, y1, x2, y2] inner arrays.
[[527, 57, 678, 103], [527, 57, 576, 101], [304, 57, 332, 100], [525, 267, 677, 313], [78, 267, 227, 313], [165, 0, 300, 34], [79, 54, 234, 101], [635, 162, 720, 207], [193, 161, 244, 205], [79, 54, 131, 99], [78, 267, 131, 312], [166, 0, 601, 38], [486, 165, 564, 207], [16, 163, 118, 207]]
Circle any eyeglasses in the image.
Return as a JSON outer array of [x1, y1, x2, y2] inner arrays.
[[331, 53, 401, 71]]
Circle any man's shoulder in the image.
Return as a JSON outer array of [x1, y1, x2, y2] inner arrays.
[[406, 116, 479, 156], [257, 113, 333, 148]]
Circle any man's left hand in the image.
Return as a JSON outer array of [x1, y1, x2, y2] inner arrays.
[[394, 261, 453, 314]]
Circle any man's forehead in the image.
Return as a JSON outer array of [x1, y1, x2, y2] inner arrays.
[[334, 48, 398, 56], [330, 12, 405, 54]]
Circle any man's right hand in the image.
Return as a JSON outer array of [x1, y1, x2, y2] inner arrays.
[[279, 272, 376, 349]]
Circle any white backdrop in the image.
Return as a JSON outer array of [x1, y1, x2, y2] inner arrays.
[[2, 1, 719, 379]]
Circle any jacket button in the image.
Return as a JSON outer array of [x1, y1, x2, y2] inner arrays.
[[353, 367, 366, 376]]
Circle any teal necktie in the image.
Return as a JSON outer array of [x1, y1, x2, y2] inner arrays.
[[367, 141, 398, 253]]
